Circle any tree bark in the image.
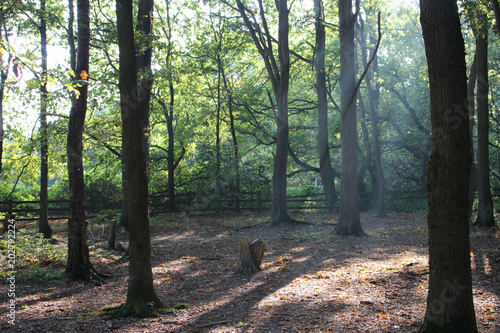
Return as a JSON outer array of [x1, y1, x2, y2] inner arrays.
[[38, 0, 52, 239], [474, 33, 495, 227], [314, 0, 337, 211], [419, 0, 478, 331], [114, 0, 163, 316], [337, 0, 365, 236], [66, 0, 99, 281]]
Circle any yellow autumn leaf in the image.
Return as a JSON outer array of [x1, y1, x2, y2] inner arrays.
[[80, 70, 89, 80]]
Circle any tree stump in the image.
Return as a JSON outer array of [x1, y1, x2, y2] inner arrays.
[[235, 237, 267, 274]]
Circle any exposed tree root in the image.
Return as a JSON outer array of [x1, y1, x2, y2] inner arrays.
[[101, 300, 178, 319]]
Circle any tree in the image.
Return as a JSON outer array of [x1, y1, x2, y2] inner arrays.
[[314, 0, 337, 211], [38, 0, 52, 239], [234, 0, 292, 224], [473, 9, 495, 227], [419, 0, 478, 331], [65, 0, 100, 281], [359, 11, 386, 217], [336, 0, 366, 236], [111, 0, 164, 316]]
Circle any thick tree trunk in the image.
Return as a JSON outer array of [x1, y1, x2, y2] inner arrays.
[[66, 0, 99, 281], [419, 0, 478, 331], [337, 0, 365, 236], [38, 0, 52, 239], [474, 34, 495, 227], [314, 0, 337, 211], [271, 0, 291, 225], [114, 0, 163, 316]]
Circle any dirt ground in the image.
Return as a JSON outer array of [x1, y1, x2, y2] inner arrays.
[[1, 211, 499, 332]]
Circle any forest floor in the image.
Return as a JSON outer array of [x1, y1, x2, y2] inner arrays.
[[1, 211, 499, 332]]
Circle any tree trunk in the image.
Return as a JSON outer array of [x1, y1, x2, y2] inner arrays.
[[419, 0, 478, 331], [119, 162, 130, 229], [66, 0, 99, 281], [38, 0, 52, 239], [474, 33, 495, 227], [114, 0, 163, 316], [235, 0, 292, 224], [0, 17, 9, 176], [162, 0, 177, 212], [363, 18, 386, 217], [467, 56, 477, 220], [337, 0, 365, 236], [271, 0, 291, 224], [314, 0, 337, 211]]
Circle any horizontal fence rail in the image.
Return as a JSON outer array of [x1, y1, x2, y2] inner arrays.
[[1, 190, 429, 222]]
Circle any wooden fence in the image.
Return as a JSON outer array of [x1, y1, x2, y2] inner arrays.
[[1, 190, 428, 222]]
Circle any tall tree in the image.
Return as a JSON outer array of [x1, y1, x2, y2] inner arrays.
[[360, 12, 386, 217], [336, 0, 366, 236], [38, 0, 52, 239], [419, 0, 478, 331], [66, 0, 100, 281], [0, 16, 11, 176], [111, 0, 164, 316], [314, 0, 337, 211], [234, 0, 292, 224], [473, 19, 495, 227]]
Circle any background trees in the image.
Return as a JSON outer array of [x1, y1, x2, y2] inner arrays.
[[1, 0, 499, 226]]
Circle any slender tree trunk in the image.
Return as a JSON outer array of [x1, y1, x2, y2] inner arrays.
[[66, 0, 98, 281], [467, 56, 477, 220], [0, 20, 8, 176], [166, 80, 176, 211], [114, 0, 163, 316], [215, 53, 222, 210], [337, 0, 365, 236], [364, 21, 386, 217], [162, 0, 177, 211], [38, 0, 52, 239], [227, 84, 240, 211], [314, 0, 337, 211], [419, 0, 477, 331], [474, 33, 495, 227]]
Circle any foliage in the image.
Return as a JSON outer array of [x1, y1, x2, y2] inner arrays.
[[1, 0, 499, 215], [0, 229, 66, 284]]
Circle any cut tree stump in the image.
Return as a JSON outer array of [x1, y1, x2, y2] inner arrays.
[[235, 237, 267, 274]]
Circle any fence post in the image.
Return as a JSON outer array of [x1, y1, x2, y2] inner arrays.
[[8, 199, 13, 215]]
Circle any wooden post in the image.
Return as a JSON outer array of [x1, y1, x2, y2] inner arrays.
[[2, 213, 15, 234], [236, 237, 267, 274], [108, 219, 117, 250]]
